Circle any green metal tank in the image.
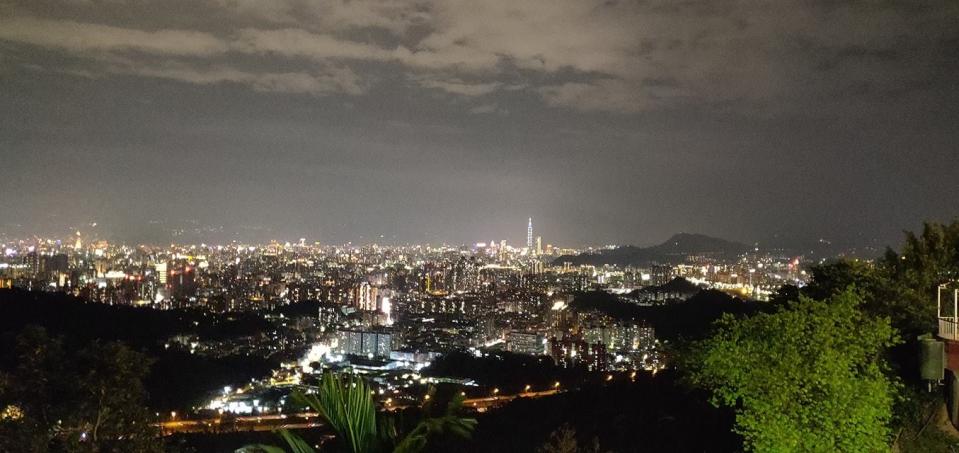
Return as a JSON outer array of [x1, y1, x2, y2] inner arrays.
[[919, 335, 945, 381]]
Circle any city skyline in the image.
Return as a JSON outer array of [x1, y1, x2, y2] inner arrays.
[[3, 1, 959, 247], [0, 217, 889, 255], [4, 2, 959, 452]]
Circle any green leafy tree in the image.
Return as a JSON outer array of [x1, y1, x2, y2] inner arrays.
[[782, 221, 959, 338], [0, 326, 161, 453], [241, 372, 476, 453], [687, 290, 900, 452], [767, 221, 959, 450], [0, 326, 69, 452], [882, 221, 959, 333], [773, 259, 919, 332], [68, 341, 160, 451]]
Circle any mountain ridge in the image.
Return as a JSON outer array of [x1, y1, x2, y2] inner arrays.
[[554, 233, 752, 267]]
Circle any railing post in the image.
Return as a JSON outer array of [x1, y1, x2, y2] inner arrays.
[[940, 284, 944, 319]]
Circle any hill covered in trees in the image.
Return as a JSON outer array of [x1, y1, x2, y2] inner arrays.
[[0, 289, 282, 411], [571, 288, 762, 341], [554, 233, 752, 267]]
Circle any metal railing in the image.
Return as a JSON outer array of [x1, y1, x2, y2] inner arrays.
[[938, 285, 959, 341], [939, 317, 959, 341]]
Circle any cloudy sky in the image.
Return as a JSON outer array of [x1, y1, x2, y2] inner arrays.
[[1, 0, 958, 247]]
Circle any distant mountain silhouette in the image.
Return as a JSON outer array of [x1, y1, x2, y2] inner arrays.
[[554, 233, 752, 267]]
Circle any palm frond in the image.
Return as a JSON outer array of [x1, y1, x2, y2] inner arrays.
[[293, 372, 382, 453], [235, 429, 316, 453], [276, 429, 317, 453]]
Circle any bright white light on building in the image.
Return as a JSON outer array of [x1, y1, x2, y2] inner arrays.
[[299, 343, 332, 373]]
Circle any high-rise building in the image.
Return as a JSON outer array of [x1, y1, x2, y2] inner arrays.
[[23, 252, 39, 276], [535, 236, 542, 255], [548, 335, 608, 371], [352, 282, 377, 311], [42, 254, 69, 278], [507, 331, 545, 355], [155, 262, 168, 285], [650, 264, 673, 286], [527, 217, 533, 250], [169, 265, 196, 300], [336, 329, 393, 359]]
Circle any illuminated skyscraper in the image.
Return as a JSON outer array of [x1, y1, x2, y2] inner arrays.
[[353, 282, 377, 311], [527, 217, 533, 250], [155, 262, 168, 285]]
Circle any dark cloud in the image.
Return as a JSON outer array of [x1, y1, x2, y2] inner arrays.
[[1, 0, 958, 247]]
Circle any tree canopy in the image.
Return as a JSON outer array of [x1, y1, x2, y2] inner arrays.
[[773, 220, 959, 339], [0, 326, 161, 453], [687, 290, 900, 452]]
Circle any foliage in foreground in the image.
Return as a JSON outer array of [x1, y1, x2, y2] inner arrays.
[[773, 220, 959, 340], [767, 220, 959, 448], [687, 290, 900, 452], [240, 372, 476, 453], [536, 425, 606, 453], [0, 326, 161, 453]]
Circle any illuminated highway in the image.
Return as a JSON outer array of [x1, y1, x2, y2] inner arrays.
[[160, 413, 324, 435], [159, 389, 563, 435]]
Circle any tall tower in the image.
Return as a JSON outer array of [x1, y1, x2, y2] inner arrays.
[[527, 217, 533, 250]]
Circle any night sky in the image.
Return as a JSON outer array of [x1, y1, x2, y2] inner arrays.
[[2, 1, 958, 247]]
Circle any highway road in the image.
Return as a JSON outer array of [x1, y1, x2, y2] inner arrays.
[[159, 389, 563, 435]]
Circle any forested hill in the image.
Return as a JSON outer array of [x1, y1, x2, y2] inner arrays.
[[554, 233, 752, 267], [570, 289, 763, 341]]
